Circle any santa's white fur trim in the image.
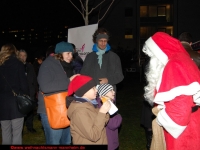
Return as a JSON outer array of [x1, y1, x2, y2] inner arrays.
[[145, 37, 168, 65], [157, 109, 187, 138], [155, 82, 200, 103], [193, 90, 200, 105]]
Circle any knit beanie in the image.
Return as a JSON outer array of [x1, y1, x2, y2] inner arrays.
[[97, 84, 113, 96], [55, 41, 73, 54], [68, 75, 96, 97]]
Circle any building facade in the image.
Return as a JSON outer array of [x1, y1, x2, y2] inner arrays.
[[0, 0, 200, 63]]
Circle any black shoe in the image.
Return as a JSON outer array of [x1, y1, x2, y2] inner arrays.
[[27, 128, 37, 133]]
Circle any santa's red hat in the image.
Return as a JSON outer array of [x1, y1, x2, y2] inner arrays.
[[145, 32, 189, 65], [68, 75, 96, 97]]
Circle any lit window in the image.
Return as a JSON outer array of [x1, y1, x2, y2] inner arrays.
[[140, 6, 148, 17], [2, 31, 5, 33], [125, 35, 133, 39], [158, 6, 166, 16], [15, 35, 17, 37], [140, 26, 173, 38], [125, 29, 133, 39], [166, 26, 173, 36], [149, 6, 157, 17], [21, 38, 25, 40], [31, 29, 34, 31], [65, 26, 68, 28], [140, 27, 148, 38], [140, 27, 156, 39]]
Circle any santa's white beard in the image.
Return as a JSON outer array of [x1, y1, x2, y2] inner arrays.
[[144, 55, 164, 106]]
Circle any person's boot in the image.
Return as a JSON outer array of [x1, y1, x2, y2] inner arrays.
[[145, 129, 152, 150]]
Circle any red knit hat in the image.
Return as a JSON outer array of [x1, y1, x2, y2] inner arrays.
[[68, 75, 96, 97]]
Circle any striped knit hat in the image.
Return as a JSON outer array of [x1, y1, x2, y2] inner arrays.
[[97, 84, 113, 96]]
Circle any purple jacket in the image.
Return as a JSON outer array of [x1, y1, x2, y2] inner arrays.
[[97, 97, 122, 150]]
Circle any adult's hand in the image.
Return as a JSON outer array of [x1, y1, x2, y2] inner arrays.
[[69, 74, 80, 81], [99, 78, 108, 84]]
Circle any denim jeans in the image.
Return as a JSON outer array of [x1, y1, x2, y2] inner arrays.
[[40, 113, 71, 145]]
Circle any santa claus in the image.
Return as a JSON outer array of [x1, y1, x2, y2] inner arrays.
[[143, 32, 200, 150]]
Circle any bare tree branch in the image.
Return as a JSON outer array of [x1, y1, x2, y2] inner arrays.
[[88, 0, 105, 15], [98, 0, 115, 23], [79, 0, 86, 12], [69, 0, 85, 19], [69, 0, 115, 25], [98, 4, 102, 21], [85, 0, 89, 25]]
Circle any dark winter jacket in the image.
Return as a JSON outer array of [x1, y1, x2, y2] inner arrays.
[[37, 56, 70, 114], [72, 52, 83, 74], [97, 97, 122, 150], [25, 63, 38, 99], [0, 55, 29, 120], [81, 51, 124, 91]]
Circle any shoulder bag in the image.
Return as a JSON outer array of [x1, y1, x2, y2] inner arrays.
[[42, 91, 70, 129], [0, 72, 35, 115]]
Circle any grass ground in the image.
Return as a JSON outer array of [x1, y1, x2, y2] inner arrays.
[[0, 72, 147, 150]]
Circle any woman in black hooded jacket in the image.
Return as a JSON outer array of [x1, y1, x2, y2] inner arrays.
[[0, 43, 29, 144]]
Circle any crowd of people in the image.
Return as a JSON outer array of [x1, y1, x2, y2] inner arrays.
[[0, 27, 123, 149], [1, 27, 200, 150]]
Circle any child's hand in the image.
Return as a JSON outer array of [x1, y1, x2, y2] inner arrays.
[[99, 100, 111, 114]]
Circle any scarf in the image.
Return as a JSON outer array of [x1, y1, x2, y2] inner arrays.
[[60, 61, 73, 78], [74, 95, 99, 107], [92, 43, 111, 68]]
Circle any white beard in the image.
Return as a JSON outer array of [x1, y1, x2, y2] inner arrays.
[[143, 45, 165, 106]]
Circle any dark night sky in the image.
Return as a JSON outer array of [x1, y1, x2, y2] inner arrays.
[[0, 0, 88, 61], [0, 0, 84, 29]]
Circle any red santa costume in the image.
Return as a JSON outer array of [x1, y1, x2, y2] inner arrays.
[[143, 32, 200, 150]]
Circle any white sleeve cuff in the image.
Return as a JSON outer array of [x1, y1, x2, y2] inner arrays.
[[157, 109, 187, 138], [193, 90, 200, 105]]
